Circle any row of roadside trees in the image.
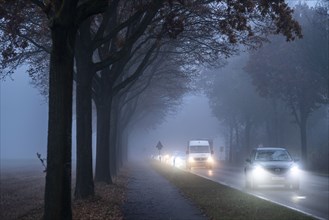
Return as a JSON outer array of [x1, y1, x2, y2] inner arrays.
[[0, 1, 303, 219], [202, 3, 328, 170]]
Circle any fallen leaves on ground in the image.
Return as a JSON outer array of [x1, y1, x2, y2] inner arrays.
[[18, 168, 129, 220]]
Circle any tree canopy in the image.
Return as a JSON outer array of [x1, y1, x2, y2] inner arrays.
[[0, 1, 305, 219], [245, 3, 329, 164]]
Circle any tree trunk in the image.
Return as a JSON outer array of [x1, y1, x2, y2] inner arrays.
[[116, 118, 124, 168], [74, 35, 94, 198], [110, 95, 121, 175], [110, 113, 118, 176], [228, 121, 234, 163], [119, 119, 129, 164], [234, 121, 240, 163], [117, 133, 123, 168], [292, 103, 309, 167], [95, 99, 113, 183], [244, 117, 252, 155], [122, 130, 129, 163], [265, 120, 272, 145], [300, 112, 308, 166], [266, 99, 279, 146], [44, 25, 76, 220]]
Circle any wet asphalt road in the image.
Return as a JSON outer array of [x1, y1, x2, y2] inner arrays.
[[192, 164, 329, 220]]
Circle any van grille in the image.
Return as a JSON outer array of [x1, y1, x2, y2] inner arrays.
[[195, 157, 207, 161]]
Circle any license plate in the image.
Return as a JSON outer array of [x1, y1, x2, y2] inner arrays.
[[272, 176, 285, 181]]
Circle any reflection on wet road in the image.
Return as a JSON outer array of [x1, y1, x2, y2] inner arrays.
[[190, 164, 329, 220]]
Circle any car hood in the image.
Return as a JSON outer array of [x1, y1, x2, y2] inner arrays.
[[254, 161, 294, 169]]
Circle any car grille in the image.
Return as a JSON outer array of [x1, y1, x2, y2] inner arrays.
[[266, 167, 288, 175]]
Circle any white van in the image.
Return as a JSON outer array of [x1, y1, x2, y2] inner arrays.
[[186, 140, 214, 170]]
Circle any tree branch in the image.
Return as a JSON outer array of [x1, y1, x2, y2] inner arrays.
[[29, 0, 46, 11], [112, 42, 157, 95], [92, 0, 120, 43], [75, 0, 109, 26]]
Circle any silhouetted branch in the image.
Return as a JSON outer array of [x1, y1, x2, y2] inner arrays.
[[36, 152, 47, 172]]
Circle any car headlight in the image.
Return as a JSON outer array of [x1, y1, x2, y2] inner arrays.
[[290, 164, 300, 175], [253, 165, 266, 175]]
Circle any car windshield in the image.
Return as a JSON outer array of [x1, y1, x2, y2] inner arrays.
[[189, 145, 210, 153], [255, 150, 292, 161]]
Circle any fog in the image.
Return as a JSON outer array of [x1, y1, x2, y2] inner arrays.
[[1, 68, 48, 161], [0, 69, 96, 165], [0, 69, 222, 163], [128, 94, 224, 160]]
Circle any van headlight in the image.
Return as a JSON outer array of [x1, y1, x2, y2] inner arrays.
[[188, 157, 194, 163], [207, 157, 213, 163]]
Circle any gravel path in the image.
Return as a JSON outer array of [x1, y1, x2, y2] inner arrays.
[[123, 161, 207, 220]]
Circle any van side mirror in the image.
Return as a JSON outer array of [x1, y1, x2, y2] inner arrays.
[[245, 158, 251, 163], [186, 150, 189, 155]]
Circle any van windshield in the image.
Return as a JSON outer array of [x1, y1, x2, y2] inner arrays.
[[189, 145, 210, 153]]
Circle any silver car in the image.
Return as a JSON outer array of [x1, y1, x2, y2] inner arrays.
[[244, 147, 300, 190]]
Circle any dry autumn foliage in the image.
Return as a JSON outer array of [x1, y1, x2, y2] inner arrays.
[[15, 168, 129, 220]]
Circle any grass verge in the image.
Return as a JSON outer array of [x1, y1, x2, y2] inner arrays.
[[151, 161, 316, 220]]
